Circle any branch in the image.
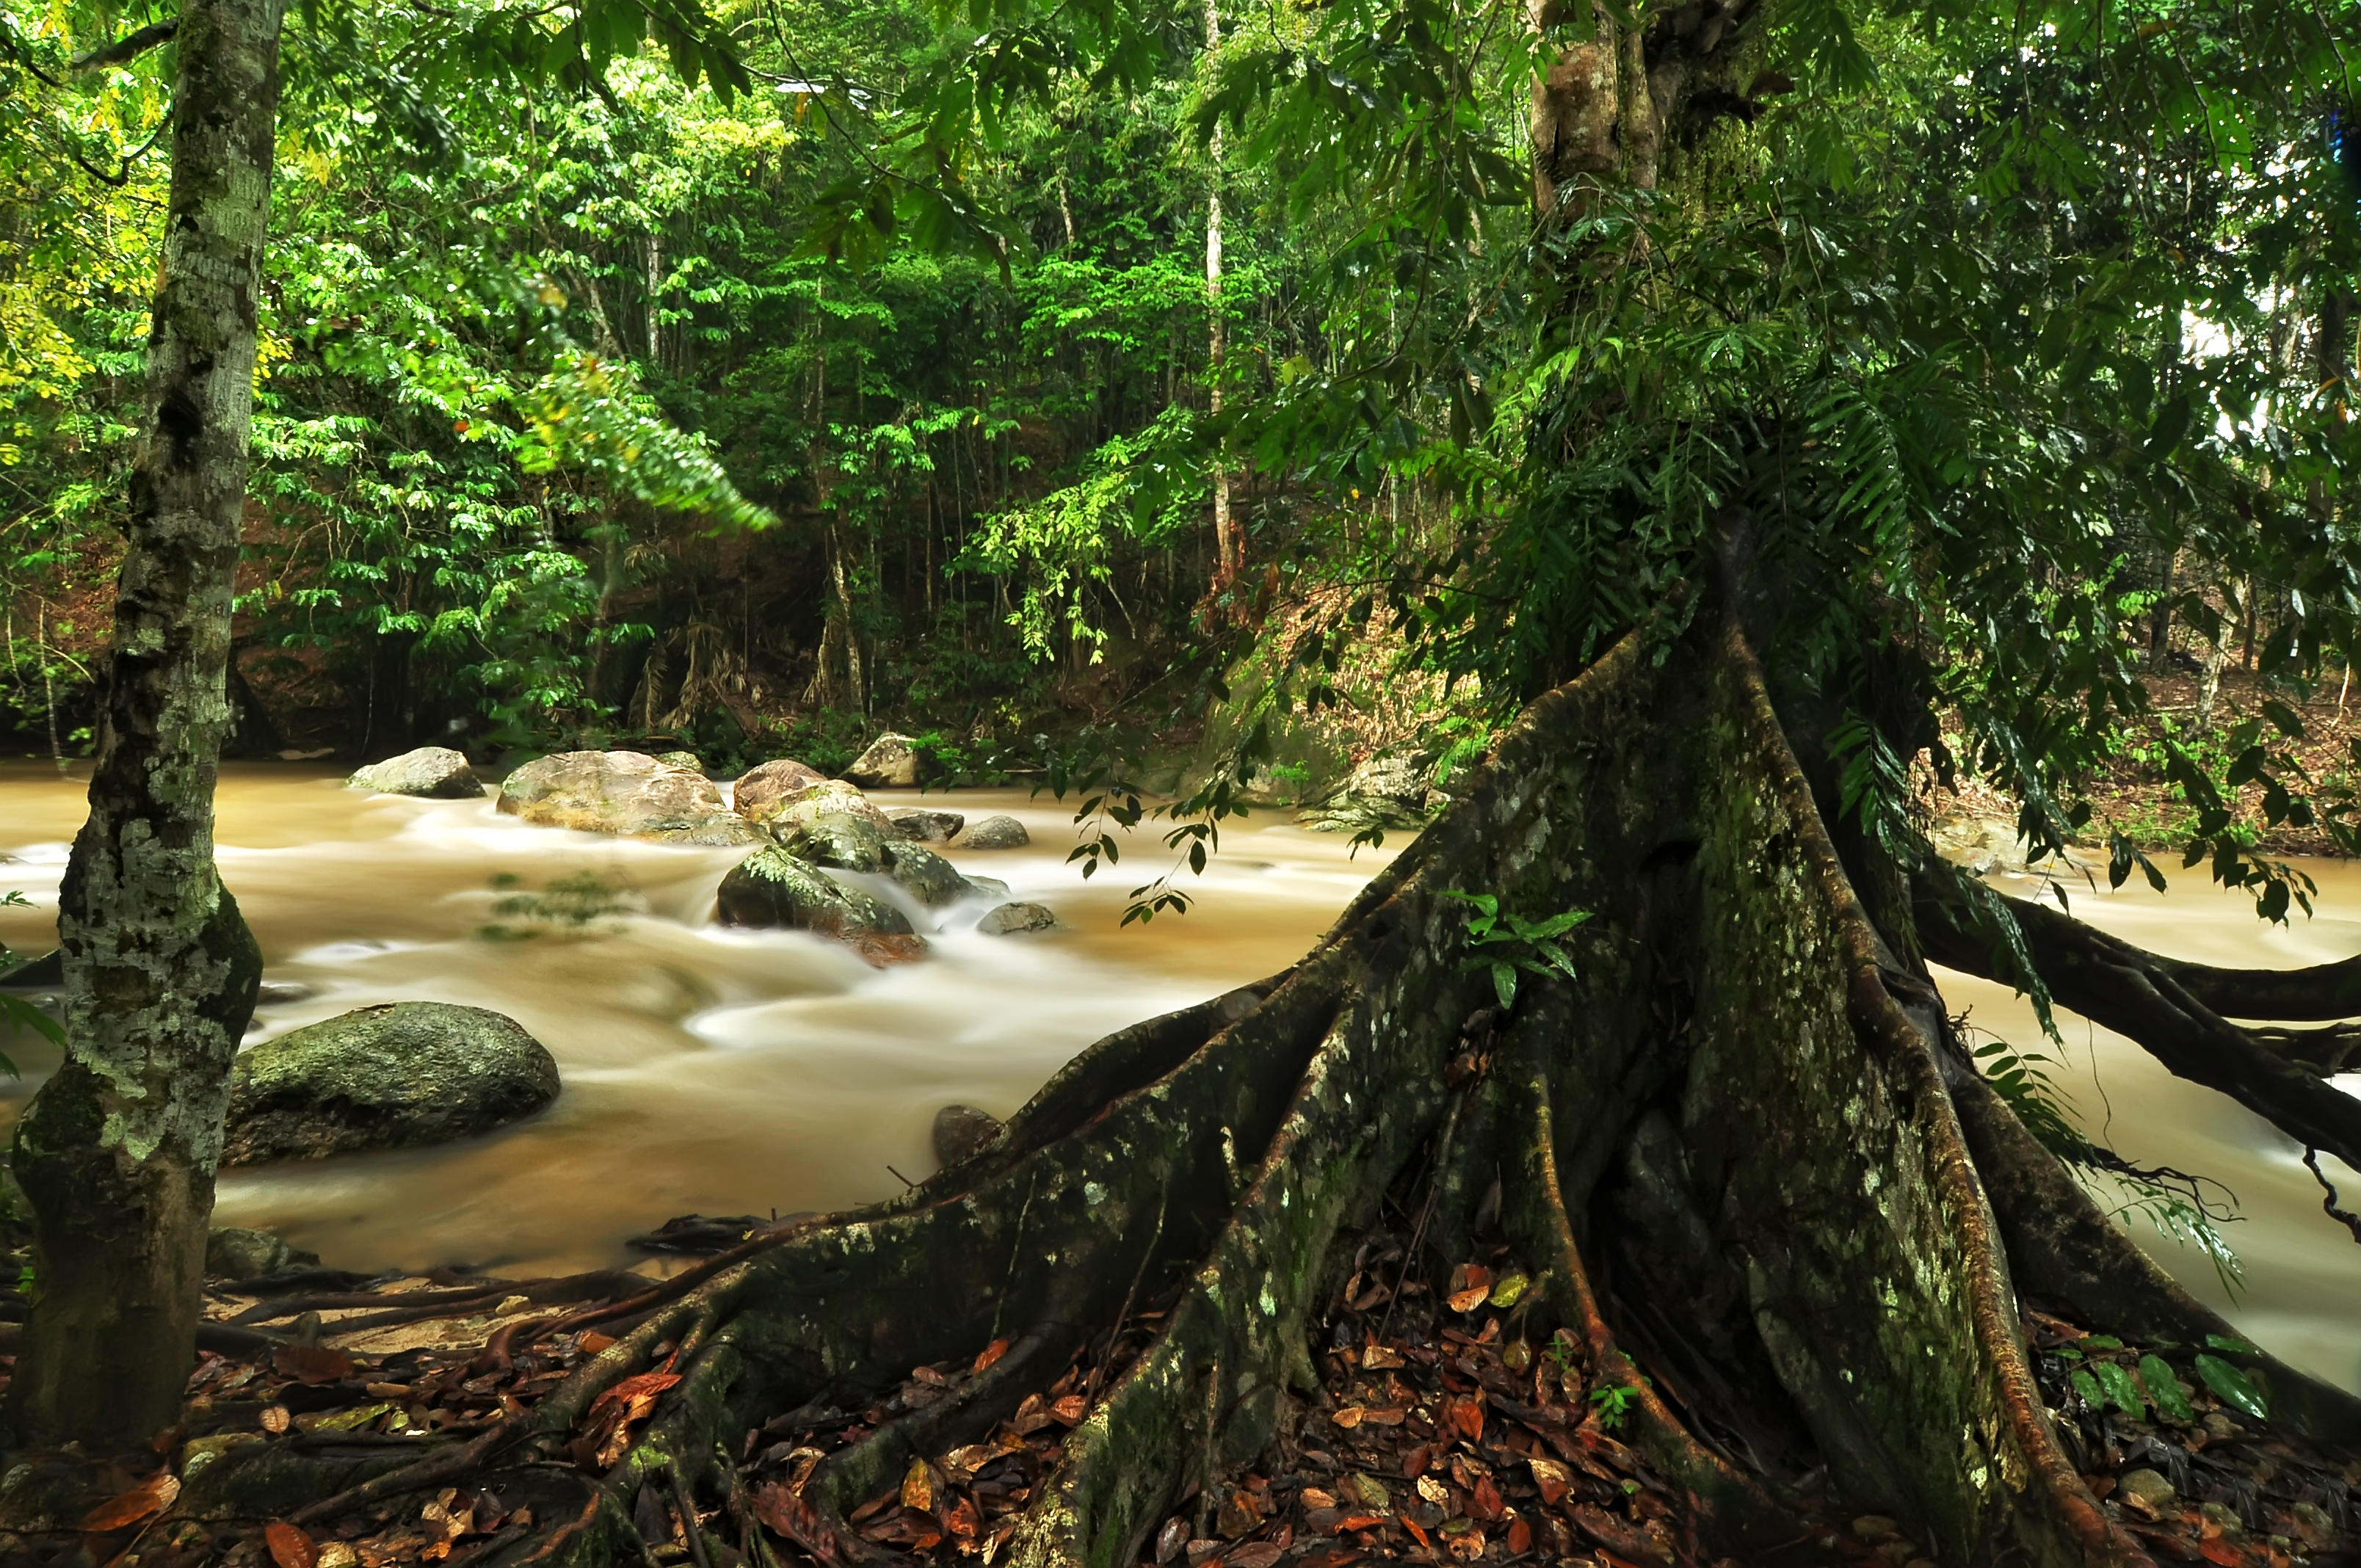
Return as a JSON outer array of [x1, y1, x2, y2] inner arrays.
[[70, 20, 177, 73], [2148, 951, 2361, 1022], [1918, 882, 2361, 1178]]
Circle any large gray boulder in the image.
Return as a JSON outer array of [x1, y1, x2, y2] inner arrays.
[[348, 746, 483, 799], [732, 758, 833, 819], [844, 733, 926, 788], [957, 814, 1031, 849], [222, 1002, 559, 1166], [739, 777, 896, 839], [887, 809, 965, 843], [775, 811, 892, 874], [497, 750, 761, 845], [977, 901, 1056, 935], [882, 842, 975, 907], [716, 847, 925, 962]]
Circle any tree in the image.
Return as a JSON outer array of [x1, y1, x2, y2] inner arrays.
[[1, 0, 752, 1449]]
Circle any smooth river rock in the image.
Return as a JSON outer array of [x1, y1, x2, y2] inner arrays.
[[731, 758, 832, 819], [775, 810, 892, 874], [348, 746, 484, 799], [957, 814, 1031, 849], [976, 901, 1056, 935], [933, 1104, 1005, 1166], [882, 843, 974, 907], [222, 1002, 560, 1166], [716, 847, 924, 962], [497, 750, 761, 845], [844, 732, 926, 788], [886, 808, 964, 843], [206, 1227, 320, 1280]]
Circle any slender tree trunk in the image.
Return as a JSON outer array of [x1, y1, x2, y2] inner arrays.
[[1204, 0, 1237, 588], [7, 0, 276, 1451]]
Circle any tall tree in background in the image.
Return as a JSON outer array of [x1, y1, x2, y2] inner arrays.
[[6, 0, 277, 1447]]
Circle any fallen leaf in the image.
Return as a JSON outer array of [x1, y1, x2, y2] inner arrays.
[[1158, 1516, 1192, 1564], [1399, 1517, 1430, 1550], [755, 1482, 833, 1554], [275, 1344, 355, 1385], [1526, 1457, 1572, 1506], [590, 1371, 681, 1414], [1470, 1476, 1504, 1522], [261, 1404, 292, 1434], [902, 1457, 935, 1514], [973, 1339, 1012, 1374], [1487, 1273, 1530, 1309], [1216, 1490, 1262, 1540], [1446, 1285, 1490, 1313], [1360, 1345, 1404, 1371], [266, 1521, 318, 1568], [944, 1495, 982, 1539], [1010, 1393, 1053, 1436], [1296, 1548, 1363, 1568], [1338, 1514, 1388, 1536], [1331, 1406, 1366, 1429], [1444, 1524, 1486, 1561], [1300, 1489, 1338, 1511], [578, 1332, 617, 1354], [1346, 1473, 1390, 1511], [1443, 1396, 1485, 1442], [81, 1473, 181, 1532], [1358, 1407, 1407, 1426], [1051, 1393, 1089, 1425], [1445, 1263, 1492, 1313], [2198, 1544, 2244, 1567], [1228, 1544, 1284, 1568], [1505, 1517, 1533, 1555], [1415, 1477, 1449, 1506]]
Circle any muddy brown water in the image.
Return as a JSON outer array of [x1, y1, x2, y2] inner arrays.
[[1, 764, 2357, 1395]]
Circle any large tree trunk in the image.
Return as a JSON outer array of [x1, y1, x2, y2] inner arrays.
[[4, 0, 276, 1451], [183, 608, 2361, 1564]]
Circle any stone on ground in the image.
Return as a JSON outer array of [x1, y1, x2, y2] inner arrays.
[[932, 1103, 1006, 1166], [731, 757, 833, 818], [742, 777, 896, 837], [957, 814, 1030, 849], [844, 732, 926, 788], [653, 750, 703, 773], [497, 750, 761, 844], [976, 900, 1056, 935], [717, 846, 924, 963], [883, 842, 975, 907], [222, 1002, 560, 1166], [347, 746, 483, 799], [886, 808, 965, 842], [775, 810, 892, 874], [205, 1227, 320, 1280]]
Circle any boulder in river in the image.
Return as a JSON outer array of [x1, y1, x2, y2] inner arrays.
[[976, 901, 1056, 935], [221, 1001, 560, 1166], [347, 746, 484, 799], [844, 732, 926, 788], [717, 847, 925, 962], [775, 810, 893, 874], [653, 750, 704, 774], [732, 757, 832, 819], [883, 842, 974, 907], [886, 808, 965, 843], [497, 750, 762, 845], [750, 780, 897, 838], [933, 1104, 1005, 1166], [957, 814, 1031, 849]]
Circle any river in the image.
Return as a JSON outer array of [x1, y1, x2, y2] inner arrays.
[[1, 764, 2357, 1395]]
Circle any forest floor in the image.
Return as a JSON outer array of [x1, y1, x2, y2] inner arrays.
[[2, 1210, 2356, 1568]]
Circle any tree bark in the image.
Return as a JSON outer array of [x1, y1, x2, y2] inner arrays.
[[5, 0, 276, 1451]]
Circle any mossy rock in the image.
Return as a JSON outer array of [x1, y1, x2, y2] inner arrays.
[[775, 810, 892, 874], [347, 746, 483, 799], [222, 1002, 560, 1166], [717, 848, 924, 962], [883, 842, 975, 907]]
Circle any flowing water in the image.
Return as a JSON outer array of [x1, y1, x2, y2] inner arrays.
[[1, 765, 2357, 1395]]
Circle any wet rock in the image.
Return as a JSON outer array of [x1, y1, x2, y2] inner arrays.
[[348, 745, 484, 799], [744, 778, 897, 837], [958, 814, 1031, 849], [977, 901, 1056, 935], [206, 1227, 320, 1280], [0, 948, 61, 988], [628, 1213, 767, 1255], [653, 750, 704, 774], [255, 979, 313, 1006], [498, 750, 761, 845], [1299, 752, 1435, 832], [222, 1002, 561, 1166], [933, 1104, 1005, 1166], [776, 810, 893, 874], [717, 846, 925, 962], [887, 808, 965, 843], [884, 843, 975, 907], [844, 733, 926, 788], [732, 757, 833, 819], [2118, 1468, 2175, 1510], [965, 874, 1011, 899]]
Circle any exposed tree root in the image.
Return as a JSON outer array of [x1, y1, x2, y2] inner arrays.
[[18, 610, 2361, 1568]]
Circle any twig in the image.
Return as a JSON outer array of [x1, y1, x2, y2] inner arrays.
[[2302, 1146, 2361, 1245], [672, 1463, 715, 1568]]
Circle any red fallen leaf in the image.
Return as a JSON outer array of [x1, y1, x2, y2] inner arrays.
[[1400, 1444, 1432, 1479], [1505, 1517, 1533, 1555], [973, 1338, 1012, 1374], [1051, 1394, 1089, 1425], [1331, 1407, 1366, 1429], [1335, 1514, 1386, 1534], [1399, 1517, 1432, 1550], [578, 1332, 618, 1354], [1524, 1457, 1572, 1506], [80, 1472, 181, 1532], [942, 1495, 982, 1539], [590, 1371, 682, 1413], [1358, 1407, 1407, 1426], [1359, 1344, 1404, 1371], [753, 1481, 838, 1556], [1443, 1396, 1484, 1442], [1228, 1545, 1285, 1568], [265, 1520, 318, 1568], [273, 1344, 354, 1386], [2198, 1544, 2246, 1567], [1469, 1477, 1504, 1522]]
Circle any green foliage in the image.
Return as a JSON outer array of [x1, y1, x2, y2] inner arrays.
[[1437, 892, 1589, 1010], [2193, 1351, 2270, 1419], [1585, 1384, 1640, 1432], [476, 870, 637, 940]]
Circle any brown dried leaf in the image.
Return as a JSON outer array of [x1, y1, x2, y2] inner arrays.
[[261, 1404, 293, 1435], [264, 1521, 318, 1568], [1524, 1457, 1572, 1506], [1443, 1396, 1484, 1442], [1359, 1345, 1404, 1371], [274, 1344, 355, 1386], [577, 1331, 618, 1354], [973, 1338, 1012, 1375], [1228, 1545, 1284, 1568], [1050, 1394, 1089, 1426], [1010, 1393, 1053, 1436], [902, 1458, 935, 1514], [1330, 1406, 1366, 1429], [1358, 1407, 1407, 1426], [80, 1473, 181, 1533]]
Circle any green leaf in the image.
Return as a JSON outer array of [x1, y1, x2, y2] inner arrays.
[[2078, 1335, 2122, 1350], [2091, 1360, 2147, 1417], [1490, 960, 1517, 1010], [2068, 1368, 2104, 1409], [2203, 1334, 2259, 1355], [2139, 1354, 2194, 1423], [2193, 1354, 2268, 1419]]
